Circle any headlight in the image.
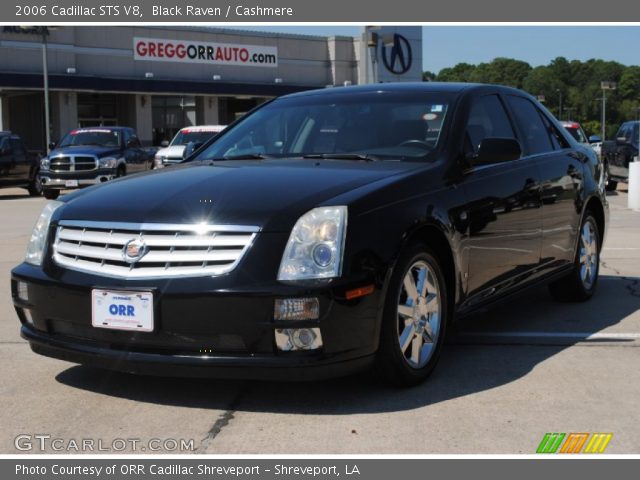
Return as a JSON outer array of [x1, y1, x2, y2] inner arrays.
[[25, 201, 63, 266], [40, 158, 50, 171], [98, 157, 118, 168], [278, 206, 347, 281], [154, 155, 167, 168]]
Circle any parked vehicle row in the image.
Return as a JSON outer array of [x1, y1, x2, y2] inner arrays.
[[154, 125, 226, 168], [601, 121, 639, 191], [12, 82, 608, 386], [39, 127, 156, 200]]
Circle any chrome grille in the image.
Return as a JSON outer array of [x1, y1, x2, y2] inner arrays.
[[50, 156, 71, 171], [50, 155, 97, 172], [52, 221, 259, 279]]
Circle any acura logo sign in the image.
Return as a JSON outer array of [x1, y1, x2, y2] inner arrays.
[[381, 34, 412, 75]]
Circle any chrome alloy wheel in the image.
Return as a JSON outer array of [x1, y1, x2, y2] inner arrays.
[[579, 220, 598, 290], [396, 260, 442, 369]]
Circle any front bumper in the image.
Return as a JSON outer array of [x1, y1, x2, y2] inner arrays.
[[39, 169, 116, 190], [11, 262, 381, 381], [154, 158, 182, 168]]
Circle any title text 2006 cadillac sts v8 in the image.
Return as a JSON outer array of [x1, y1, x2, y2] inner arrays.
[[11, 83, 608, 386]]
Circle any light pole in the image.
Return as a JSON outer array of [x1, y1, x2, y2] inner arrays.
[[19, 27, 52, 152], [600, 81, 617, 141], [556, 89, 563, 120], [564, 107, 575, 121], [42, 31, 51, 152]]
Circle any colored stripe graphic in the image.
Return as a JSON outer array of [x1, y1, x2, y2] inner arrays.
[[584, 433, 613, 453], [537, 433, 566, 453], [560, 433, 589, 453]]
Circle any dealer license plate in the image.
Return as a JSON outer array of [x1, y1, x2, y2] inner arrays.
[[65, 180, 79, 187], [91, 289, 154, 332]]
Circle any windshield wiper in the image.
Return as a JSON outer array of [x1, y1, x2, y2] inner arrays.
[[302, 153, 377, 161], [217, 153, 272, 160]]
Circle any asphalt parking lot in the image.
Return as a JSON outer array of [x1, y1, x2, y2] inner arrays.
[[1, 186, 638, 454]]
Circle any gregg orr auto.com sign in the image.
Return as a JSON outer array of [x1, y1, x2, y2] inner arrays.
[[133, 37, 278, 67]]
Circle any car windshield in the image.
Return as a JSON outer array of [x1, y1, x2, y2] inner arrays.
[[59, 129, 120, 148], [171, 130, 221, 146], [194, 91, 453, 162]]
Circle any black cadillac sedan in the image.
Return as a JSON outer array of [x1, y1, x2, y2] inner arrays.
[[11, 83, 608, 386]]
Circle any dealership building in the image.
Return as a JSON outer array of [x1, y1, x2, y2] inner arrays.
[[0, 26, 422, 151]]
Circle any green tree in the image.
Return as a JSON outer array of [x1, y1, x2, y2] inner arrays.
[[436, 63, 476, 82], [426, 56, 640, 139], [468, 57, 531, 88]]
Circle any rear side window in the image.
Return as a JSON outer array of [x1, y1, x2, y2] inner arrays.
[[506, 96, 554, 155], [465, 95, 515, 154], [9, 139, 26, 154]]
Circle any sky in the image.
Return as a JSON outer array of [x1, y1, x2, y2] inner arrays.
[[223, 26, 640, 73]]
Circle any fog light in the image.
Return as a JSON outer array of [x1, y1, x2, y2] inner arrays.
[[274, 298, 319, 321], [17, 282, 29, 302], [275, 328, 323, 351], [22, 308, 34, 325]]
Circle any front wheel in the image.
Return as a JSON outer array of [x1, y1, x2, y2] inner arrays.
[[604, 162, 618, 192], [549, 214, 600, 302], [605, 179, 618, 192], [27, 172, 43, 197], [376, 245, 449, 386], [43, 189, 60, 200]]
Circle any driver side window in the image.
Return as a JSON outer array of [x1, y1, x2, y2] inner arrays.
[[465, 95, 515, 155]]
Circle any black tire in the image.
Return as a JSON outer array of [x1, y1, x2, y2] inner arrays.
[[43, 189, 60, 200], [116, 165, 126, 178], [375, 244, 449, 387], [604, 162, 618, 192], [548, 214, 600, 302], [27, 171, 43, 197]]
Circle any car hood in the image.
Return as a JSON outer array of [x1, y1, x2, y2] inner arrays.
[[49, 146, 121, 158], [58, 159, 425, 232], [156, 145, 186, 159]]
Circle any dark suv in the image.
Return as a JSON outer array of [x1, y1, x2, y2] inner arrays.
[[39, 126, 155, 199], [12, 83, 608, 386], [0, 132, 42, 196], [602, 120, 639, 191]]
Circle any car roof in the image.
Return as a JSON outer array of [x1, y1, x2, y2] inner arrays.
[[72, 126, 129, 131], [280, 82, 528, 100], [179, 125, 226, 132]]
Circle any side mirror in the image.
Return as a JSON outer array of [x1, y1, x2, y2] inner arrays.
[[588, 135, 601, 144], [473, 138, 522, 166], [183, 141, 204, 159], [48, 141, 57, 150], [160, 140, 170, 148]]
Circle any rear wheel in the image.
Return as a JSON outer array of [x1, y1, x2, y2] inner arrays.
[[376, 245, 448, 386], [43, 189, 60, 200], [549, 214, 600, 302]]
